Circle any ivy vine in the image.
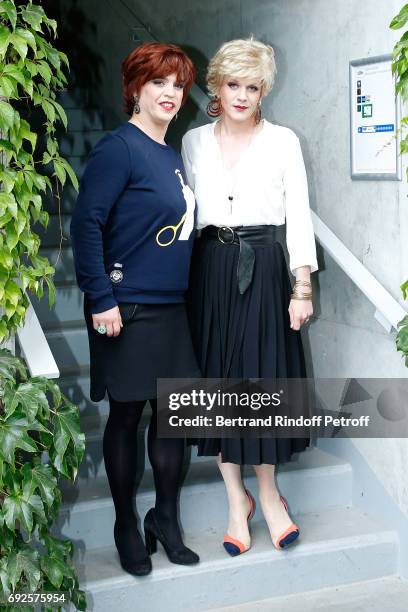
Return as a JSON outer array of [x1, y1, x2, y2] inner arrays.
[[0, 349, 86, 610], [390, 4, 408, 366], [0, 0, 78, 343], [0, 1, 86, 609]]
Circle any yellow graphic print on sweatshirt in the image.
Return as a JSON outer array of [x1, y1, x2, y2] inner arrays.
[[156, 169, 195, 247]]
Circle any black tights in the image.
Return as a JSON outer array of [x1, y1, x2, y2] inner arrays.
[[103, 394, 186, 558]]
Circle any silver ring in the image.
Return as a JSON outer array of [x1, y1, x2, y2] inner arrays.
[[97, 324, 107, 334]]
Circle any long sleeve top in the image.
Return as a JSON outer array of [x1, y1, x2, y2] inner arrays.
[[70, 122, 196, 314], [181, 119, 318, 274]]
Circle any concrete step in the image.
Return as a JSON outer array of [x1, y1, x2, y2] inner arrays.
[[45, 325, 89, 373], [31, 284, 84, 330], [74, 409, 210, 481], [59, 130, 105, 157], [208, 576, 408, 612], [55, 448, 352, 550], [72, 506, 397, 612], [58, 371, 109, 416]]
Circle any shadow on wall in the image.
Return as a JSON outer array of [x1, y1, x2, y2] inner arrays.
[[43, 0, 105, 105]]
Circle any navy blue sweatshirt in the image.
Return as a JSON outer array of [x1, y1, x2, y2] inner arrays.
[[70, 122, 196, 314]]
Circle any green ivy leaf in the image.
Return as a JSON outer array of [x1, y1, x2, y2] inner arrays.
[[6, 545, 41, 593], [0, 100, 15, 130], [4, 380, 49, 422], [0, 74, 17, 97], [50, 100, 67, 129], [0, 348, 27, 382], [390, 4, 408, 29], [53, 160, 66, 186], [19, 119, 37, 152], [41, 99, 56, 123], [15, 27, 37, 52], [0, 24, 11, 56], [43, 533, 72, 560], [5, 222, 18, 250], [0, 248, 13, 269], [10, 32, 28, 60], [401, 280, 408, 300], [21, 3, 46, 32], [37, 60, 52, 85], [3, 63, 27, 87], [59, 158, 79, 191], [0, 1, 17, 31], [41, 555, 66, 590], [22, 463, 56, 509], [59, 51, 69, 68], [53, 404, 85, 466], [45, 275, 55, 307], [30, 172, 47, 192], [70, 589, 87, 611], [15, 209, 26, 235], [0, 416, 43, 464]]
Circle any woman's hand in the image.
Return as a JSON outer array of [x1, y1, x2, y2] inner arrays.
[[288, 299, 313, 331], [92, 306, 123, 337]]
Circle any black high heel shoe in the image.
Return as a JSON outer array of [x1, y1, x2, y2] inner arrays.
[[144, 508, 200, 565], [114, 520, 152, 576]]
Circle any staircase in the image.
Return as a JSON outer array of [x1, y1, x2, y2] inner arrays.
[[31, 89, 406, 611]]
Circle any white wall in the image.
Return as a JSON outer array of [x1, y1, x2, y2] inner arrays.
[[123, 0, 408, 512]]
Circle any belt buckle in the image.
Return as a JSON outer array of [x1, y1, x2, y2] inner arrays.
[[218, 226, 235, 244]]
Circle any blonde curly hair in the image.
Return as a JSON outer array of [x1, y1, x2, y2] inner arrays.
[[207, 36, 277, 97]]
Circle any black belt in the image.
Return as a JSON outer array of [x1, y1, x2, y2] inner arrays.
[[200, 225, 281, 294]]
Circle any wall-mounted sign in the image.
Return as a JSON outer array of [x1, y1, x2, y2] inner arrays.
[[349, 54, 401, 180]]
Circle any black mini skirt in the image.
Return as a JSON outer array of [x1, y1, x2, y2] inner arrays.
[[84, 299, 202, 402]]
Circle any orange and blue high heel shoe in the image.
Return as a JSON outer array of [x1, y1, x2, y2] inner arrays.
[[223, 489, 255, 557], [272, 495, 299, 550]]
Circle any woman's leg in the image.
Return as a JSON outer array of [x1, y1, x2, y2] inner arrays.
[[147, 399, 187, 549], [253, 464, 295, 545], [103, 393, 147, 560], [217, 455, 252, 547]]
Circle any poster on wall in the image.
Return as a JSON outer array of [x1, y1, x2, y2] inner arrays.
[[349, 54, 401, 180]]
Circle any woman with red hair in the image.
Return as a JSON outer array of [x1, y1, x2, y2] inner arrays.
[[71, 42, 200, 576]]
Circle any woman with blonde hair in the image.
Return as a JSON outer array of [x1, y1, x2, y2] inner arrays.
[[182, 37, 318, 555]]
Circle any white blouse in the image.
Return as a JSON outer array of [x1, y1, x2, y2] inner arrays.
[[181, 119, 318, 274]]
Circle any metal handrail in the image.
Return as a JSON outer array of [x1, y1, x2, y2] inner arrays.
[[311, 212, 405, 332], [16, 295, 59, 378]]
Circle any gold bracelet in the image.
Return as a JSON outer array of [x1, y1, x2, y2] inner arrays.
[[291, 294, 313, 301], [293, 281, 312, 288]]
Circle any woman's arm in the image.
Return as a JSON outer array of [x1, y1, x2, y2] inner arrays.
[[70, 133, 131, 336], [282, 131, 318, 330]]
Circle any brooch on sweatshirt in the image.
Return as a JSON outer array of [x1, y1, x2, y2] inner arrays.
[[110, 263, 123, 283]]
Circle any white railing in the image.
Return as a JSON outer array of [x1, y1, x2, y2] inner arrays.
[[312, 211, 406, 332], [16, 295, 59, 378]]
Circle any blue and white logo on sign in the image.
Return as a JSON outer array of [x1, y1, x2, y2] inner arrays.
[[358, 124, 395, 134]]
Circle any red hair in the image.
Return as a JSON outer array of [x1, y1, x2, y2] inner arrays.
[[122, 42, 196, 115]]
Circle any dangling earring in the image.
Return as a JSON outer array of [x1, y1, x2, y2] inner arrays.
[[174, 112, 178, 122], [255, 101, 262, 125], [133, 94, 140, 114], [206, 96, 222, 118]]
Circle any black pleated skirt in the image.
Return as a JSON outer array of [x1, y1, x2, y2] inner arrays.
[[84, 299, 201, 403], [186, 232, 310, 465]]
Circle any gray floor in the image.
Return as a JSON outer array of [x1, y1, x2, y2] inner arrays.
[[209, 576, 408, 612]]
